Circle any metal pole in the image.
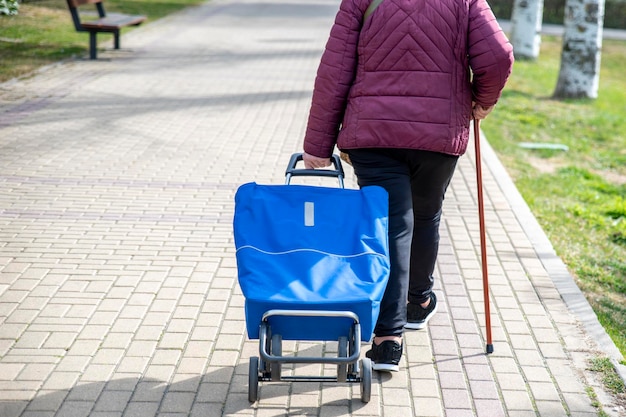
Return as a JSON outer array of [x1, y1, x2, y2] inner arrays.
[[474, 119, 494, 354]]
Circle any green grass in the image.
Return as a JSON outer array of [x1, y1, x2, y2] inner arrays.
[[590, 357, 626, 395], [0, 0, 205, 82], [482, 36, 626, 359]]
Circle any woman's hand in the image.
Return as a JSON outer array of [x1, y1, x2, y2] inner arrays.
[[472, 103, 494, 120], [303, 152, 331, 169]]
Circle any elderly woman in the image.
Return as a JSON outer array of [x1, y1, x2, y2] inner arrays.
[[302, 0, 513, 371]]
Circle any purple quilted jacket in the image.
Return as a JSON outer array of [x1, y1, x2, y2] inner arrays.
[[304, 0, 514, 158]]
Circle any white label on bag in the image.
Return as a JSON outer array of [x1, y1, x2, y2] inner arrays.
[[304, 202, 314, 227]]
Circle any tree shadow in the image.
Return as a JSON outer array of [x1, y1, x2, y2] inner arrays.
[[0, 343, 376, 417]]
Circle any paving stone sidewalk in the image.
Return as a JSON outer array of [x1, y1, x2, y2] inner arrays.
[[0, 0, 624, 416]]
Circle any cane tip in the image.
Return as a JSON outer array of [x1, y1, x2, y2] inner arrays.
[[486, 344, 494, 354]]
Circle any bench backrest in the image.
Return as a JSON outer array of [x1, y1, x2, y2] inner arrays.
[[66, 0, 106, 28], [67, 0, 104, 7]]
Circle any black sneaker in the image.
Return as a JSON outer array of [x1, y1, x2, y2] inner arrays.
[[365, 340, 402, 372], [405, 292, 438, 330]]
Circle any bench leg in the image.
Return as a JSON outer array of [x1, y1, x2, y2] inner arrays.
[[114, 31, 120, 50], [89, 32, 97, 60]]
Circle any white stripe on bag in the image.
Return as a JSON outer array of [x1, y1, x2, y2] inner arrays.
[[304, 202, 314, 227]]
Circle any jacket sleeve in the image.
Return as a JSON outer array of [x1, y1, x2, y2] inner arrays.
[[468, 0, 514, 108], [303, 0, 365, 158]]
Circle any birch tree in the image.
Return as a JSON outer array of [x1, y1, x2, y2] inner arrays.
[[0, 0, 19, 15], [509, 0, 544, 59], [553, 0, 605, 99]]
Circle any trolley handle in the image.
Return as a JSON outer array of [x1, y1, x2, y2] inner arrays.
[[285, 153, 345, 188]]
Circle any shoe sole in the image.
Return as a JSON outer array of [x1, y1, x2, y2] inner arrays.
[[372, 363, 399, 372], [404, 303, 438, 330], [404, 321, 427, 330]]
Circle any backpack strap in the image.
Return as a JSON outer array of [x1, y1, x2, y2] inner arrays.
[[364, 0, 385, 20]]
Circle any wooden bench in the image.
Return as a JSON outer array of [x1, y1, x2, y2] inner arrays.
[[66, 0, 146, 60]]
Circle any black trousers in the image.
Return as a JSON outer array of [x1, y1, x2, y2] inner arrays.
[[347, 148, 459, 337]]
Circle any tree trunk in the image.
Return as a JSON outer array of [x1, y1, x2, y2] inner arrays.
[[553, 0, 605, 99], [0, 0, 19, 15], [510, 0, 544, 60]]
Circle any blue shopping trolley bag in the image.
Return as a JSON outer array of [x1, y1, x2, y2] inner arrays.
[[234, 181, 390, 342]]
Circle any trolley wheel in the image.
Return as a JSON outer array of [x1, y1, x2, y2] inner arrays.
[[337, 336, 348, 382], [248, 356, 259, 402], [360, 358, 372, 403], [348, 325, 358, 374], [259, 323, 271, 377], [270, 334, 282, 382]]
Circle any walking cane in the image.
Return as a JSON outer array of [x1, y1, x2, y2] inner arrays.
[[473, 119, 494, 354]]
